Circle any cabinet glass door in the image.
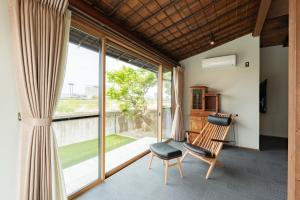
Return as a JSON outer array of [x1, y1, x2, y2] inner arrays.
[[192, 89, 203, 110]]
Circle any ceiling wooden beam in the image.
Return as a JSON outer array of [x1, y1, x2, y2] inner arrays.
[[282, 36, 288, 47], [267, 0, 288, 19], [108, 0, 128, 16], [253, 0, 272, 36]]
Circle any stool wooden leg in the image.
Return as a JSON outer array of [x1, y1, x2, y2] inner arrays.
[[148, 153, 154, 169], [164, 160, 169, 185], [177, 158, 183, 178]]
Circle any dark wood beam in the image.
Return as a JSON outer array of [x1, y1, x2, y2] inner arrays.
[[160, 0, 256, 46], [260, 14, 288, 47], [149, 0, 220, 39], [267, 0, 288, 19], [69, 0, 177, 63], [283, 35, 288, 47], [261, 27, 288, 45], [260, 31, 287, 47], [253, 0, 272, 36], [130, 0, 182, 31], [108, 0, 128, 16]]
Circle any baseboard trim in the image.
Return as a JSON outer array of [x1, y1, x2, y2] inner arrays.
[[260, 134, 288, 140], [259, 135, 288, 150], [224, 143, 260, 151]]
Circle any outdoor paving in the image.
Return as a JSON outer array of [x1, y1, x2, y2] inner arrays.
[[63, 137, 157, 195]]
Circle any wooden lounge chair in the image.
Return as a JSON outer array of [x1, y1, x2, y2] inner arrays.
[[181, 113, 236, 179]]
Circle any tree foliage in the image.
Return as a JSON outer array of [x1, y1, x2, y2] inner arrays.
[[107, 66, 157, 118]]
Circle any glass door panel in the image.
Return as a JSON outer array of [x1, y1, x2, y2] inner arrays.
[[192, 89, 203, 109], [162, 68, 172, 140], [53, 28, 101, 195], [105, 44, 158, 172]]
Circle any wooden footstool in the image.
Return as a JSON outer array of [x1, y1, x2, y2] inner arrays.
[[148, 142, 183, 184]]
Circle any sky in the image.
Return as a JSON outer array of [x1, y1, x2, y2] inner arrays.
[[61, 43, 151, 96]]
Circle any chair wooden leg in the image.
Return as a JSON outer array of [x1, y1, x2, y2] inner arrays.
[[148, 153, 154, 169], [215, 160, 224, 168], [180, 151, 189, 162], [205, 161, 216, 179], [164, 160, 169, 185], [177, 158, 183, 178]]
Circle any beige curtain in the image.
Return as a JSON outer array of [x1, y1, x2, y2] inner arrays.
[[171, 66, 185, 141], [9, 0, 71, 199]]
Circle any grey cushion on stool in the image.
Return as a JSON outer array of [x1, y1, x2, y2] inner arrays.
[[150, 142, 182, 160]]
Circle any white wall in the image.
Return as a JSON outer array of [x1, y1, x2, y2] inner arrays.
[[180, 34, 260, 149], [0, 0, 20, 199], [260, 46, 288, 138]]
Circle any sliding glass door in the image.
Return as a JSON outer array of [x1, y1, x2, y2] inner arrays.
[[53, 28, 101, 195], [105, 44, 159, 173], [54, 26, 173, 196], [162, 68, 173, 140]]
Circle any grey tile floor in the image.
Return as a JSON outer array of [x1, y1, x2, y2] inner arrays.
[[76, 142, 287, 200]]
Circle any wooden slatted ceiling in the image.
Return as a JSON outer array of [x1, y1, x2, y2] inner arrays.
[[260, 0, 288, 48], [261, 15, 288, 47], [72, 0, 265, 61]]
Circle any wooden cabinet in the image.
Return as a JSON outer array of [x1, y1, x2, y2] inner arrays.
[[188, 115, 208, 142], [190, 86, 219, 114], [188, 86, 220, 142], [205, 93, 219, 112]]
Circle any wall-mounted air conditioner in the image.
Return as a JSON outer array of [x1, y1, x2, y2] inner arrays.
[[202, 55, 236, 69]]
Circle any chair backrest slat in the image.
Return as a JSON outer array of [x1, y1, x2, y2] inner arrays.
[[213, 125, 231, 155], [192, 113, 235, 156], [199, 124, 212, 148]]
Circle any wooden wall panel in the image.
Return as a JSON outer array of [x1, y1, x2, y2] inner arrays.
[[288, 0, 300, 199]]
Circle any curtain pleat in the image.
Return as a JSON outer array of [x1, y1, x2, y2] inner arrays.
[[171, 66, 185, 141], [9, 0, 71, 199]]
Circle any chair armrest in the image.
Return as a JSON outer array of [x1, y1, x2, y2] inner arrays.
[[211, 139, 231, 143], [185, 130, 201, 135], [186, 130, 202, 143]]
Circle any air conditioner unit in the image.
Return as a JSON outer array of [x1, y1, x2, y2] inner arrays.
[[202, 55, 236, 69]]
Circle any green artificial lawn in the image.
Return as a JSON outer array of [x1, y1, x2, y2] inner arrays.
[[59, 134, 136, 169], [55, 99, 98, 115]]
